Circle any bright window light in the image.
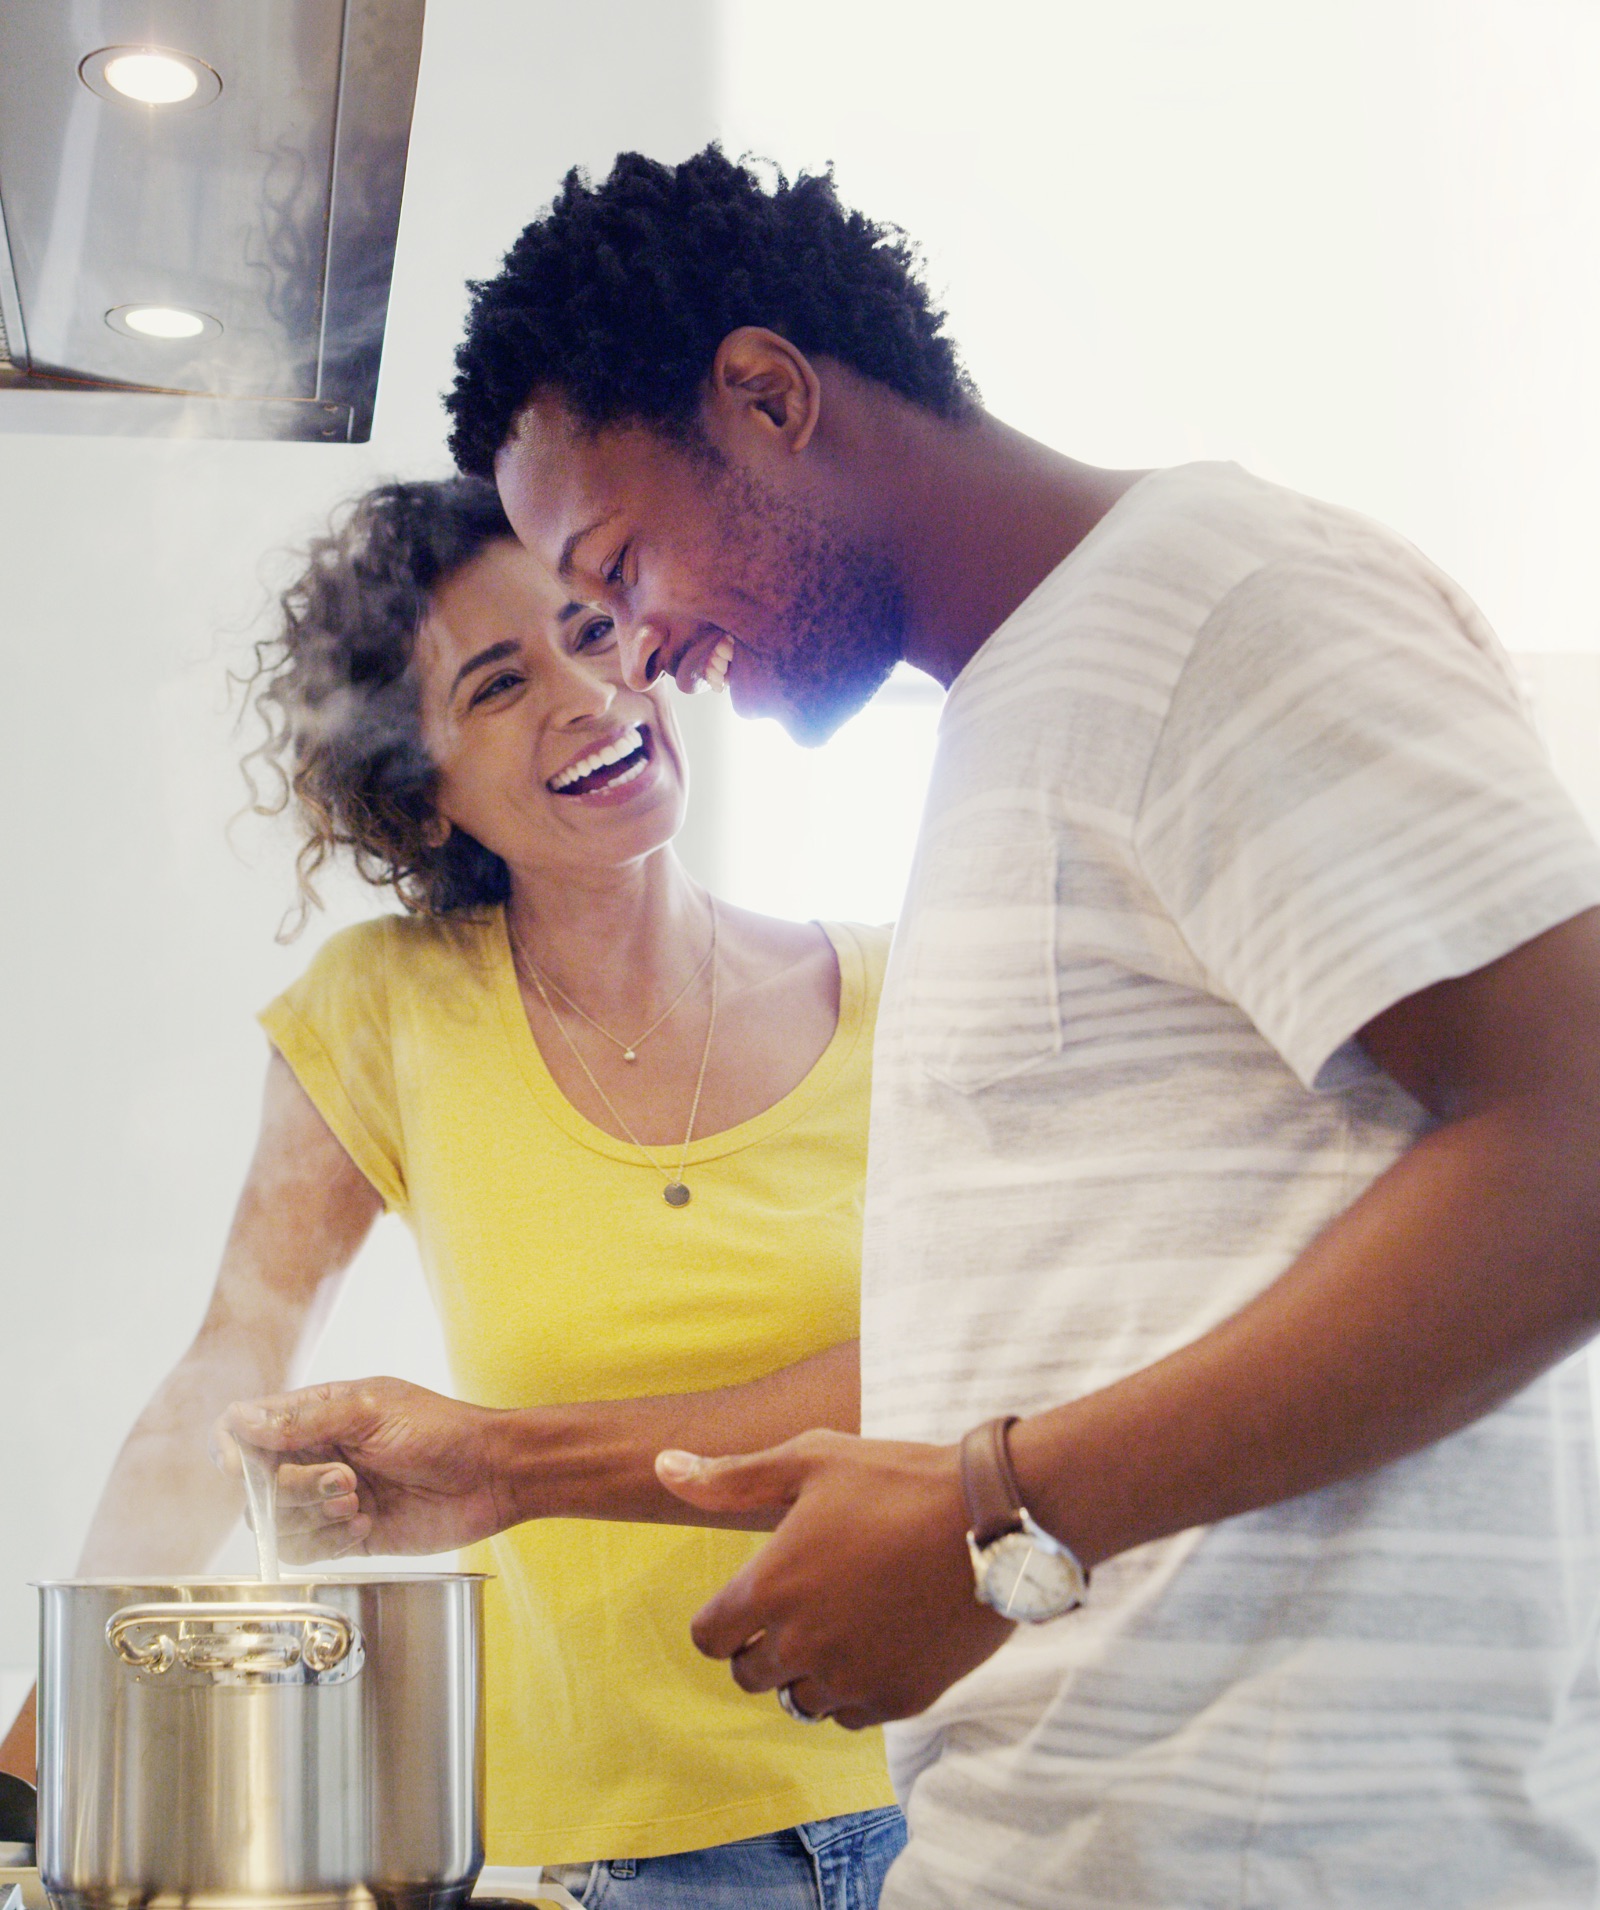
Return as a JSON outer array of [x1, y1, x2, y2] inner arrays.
[[713, 668, 944, 924], [103, 53, 199, 104]]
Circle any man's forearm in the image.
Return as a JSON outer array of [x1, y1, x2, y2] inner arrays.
[[492, 1340, 860, 1529], [1012, 1094, 1600, 1567]]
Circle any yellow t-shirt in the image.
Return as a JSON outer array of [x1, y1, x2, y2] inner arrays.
[[260, 908, 896, 1864]]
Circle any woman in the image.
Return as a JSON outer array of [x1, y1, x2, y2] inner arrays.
[[7, 477, 904, 1908]]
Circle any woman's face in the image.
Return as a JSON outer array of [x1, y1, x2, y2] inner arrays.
[[415, 537, 687, 881]]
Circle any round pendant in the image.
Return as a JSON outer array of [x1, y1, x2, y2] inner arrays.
[[623, 1049, 637, 1063], [663, 1182, 691, 1207]]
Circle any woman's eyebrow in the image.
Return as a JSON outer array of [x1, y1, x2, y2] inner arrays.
[[450, 638, 519, 696]]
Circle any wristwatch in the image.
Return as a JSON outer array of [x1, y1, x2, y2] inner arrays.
[[959, 1416, 1088, 1623]]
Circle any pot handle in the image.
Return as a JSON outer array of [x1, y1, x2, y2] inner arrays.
[[105, 1601, 359, 1676]]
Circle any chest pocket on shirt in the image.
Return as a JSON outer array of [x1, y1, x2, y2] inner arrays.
[[898, 825, 1062, 1093]]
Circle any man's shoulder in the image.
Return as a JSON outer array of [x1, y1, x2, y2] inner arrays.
[[956, 463, 1442, 711], [926, 463, 1458, 838]]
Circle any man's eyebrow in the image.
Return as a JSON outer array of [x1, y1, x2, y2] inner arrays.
[[557, 513, 615, 579], [450, 638, 519, 697]]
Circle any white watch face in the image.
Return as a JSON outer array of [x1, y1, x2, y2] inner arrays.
[[973, 1523, 1087, 1623]]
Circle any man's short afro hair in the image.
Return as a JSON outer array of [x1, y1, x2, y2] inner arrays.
[[446, 144, 978, 477]]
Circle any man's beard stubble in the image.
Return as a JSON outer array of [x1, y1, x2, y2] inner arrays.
[[709, 464, 908, 748]]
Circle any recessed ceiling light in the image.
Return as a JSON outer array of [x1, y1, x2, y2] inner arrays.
[[105, 54, 198, 104], [79, 46, 223, 110], [105, 305, 223, 342]]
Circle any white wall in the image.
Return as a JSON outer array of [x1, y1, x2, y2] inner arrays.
[[5, 0, 1600, 1724], [716, 0, 1600, 660], [1, 0, 718, 1703], [706, 0, 1600, 907]]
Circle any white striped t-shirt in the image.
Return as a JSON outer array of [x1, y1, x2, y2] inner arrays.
[[862, 462, 1600, 1910]]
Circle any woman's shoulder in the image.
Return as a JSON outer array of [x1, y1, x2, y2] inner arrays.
[[285, 907, 501, 1009], [310, 907, 498, 964], [819, 919, 895, 1001]]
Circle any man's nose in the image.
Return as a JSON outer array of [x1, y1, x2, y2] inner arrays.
[[618, 619, 668, 692]]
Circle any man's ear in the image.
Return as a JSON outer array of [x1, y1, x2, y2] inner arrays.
[[704, 327, 822, 454]]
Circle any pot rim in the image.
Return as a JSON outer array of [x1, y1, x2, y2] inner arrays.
[[34, 1573, 490, 1588]]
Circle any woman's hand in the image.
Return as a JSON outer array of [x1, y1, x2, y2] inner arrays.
[[216, 1378, 516, 1561]]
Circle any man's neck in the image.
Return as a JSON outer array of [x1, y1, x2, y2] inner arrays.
[[836, 396, 1151, 688]]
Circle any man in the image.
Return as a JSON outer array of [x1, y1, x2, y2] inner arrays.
[[236, 149, 1600, 1906]]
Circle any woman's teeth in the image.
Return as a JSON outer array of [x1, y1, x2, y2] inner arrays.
[[548, 726, 645, 792], [701, 635, 734, 693], [603, 755, 649, 790]]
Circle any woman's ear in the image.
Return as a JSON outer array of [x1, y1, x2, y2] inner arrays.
[[420, 814, 451, 850], [705, 326, 822, 454]]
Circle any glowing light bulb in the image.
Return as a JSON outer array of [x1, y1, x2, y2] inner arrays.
[[102, 52, 199, 104], [80, 47, 221, 110], [122, 306, 207, 339]]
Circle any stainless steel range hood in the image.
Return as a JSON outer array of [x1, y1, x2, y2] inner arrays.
[[0, 0, 425, 443]]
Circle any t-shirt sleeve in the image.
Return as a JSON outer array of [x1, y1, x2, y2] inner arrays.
[[258, 918, 408, 1210], [1133, 546, 1600, 1090]]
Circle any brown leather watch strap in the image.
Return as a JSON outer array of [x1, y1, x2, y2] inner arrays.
[[959, 1415, 1026, 1547]]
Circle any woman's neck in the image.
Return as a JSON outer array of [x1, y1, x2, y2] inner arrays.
[[504, 848, 711, 1023]]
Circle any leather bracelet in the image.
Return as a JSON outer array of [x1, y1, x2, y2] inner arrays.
[[959, 1415, 1025, 1547]]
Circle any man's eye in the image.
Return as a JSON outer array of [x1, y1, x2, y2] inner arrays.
[[576, 615, 616, 653], [469, 670, 520, 707]]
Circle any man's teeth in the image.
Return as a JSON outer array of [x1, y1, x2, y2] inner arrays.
[[701, 636, 734, 693], [548, 726, 644, 791]]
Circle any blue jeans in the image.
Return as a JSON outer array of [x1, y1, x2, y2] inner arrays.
[[541, 1804, 907, 1907]]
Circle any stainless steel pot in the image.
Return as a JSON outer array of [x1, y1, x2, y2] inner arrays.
[[35, 1576, 484, 1910]]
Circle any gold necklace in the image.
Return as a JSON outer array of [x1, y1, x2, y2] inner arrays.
[[510, 901, 719, 1207], [522, 928, 713, 1063]]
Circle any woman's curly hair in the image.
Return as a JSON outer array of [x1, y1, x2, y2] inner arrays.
[[447, 144, 978, 476], [243, 476, 516, 933]]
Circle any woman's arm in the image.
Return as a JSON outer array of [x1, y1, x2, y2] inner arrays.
[[78, 1051, 382, 1571], [226, 1344, 862, 1560], [0, 1052, 381, 1780]]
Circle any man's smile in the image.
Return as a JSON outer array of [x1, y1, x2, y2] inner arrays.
[[674, 632, 736, 695]]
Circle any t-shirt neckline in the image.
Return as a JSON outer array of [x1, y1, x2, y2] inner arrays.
[[943, 461, 1246, 705]]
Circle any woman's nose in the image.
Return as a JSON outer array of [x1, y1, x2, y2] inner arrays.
[[554, 654, 618, 719]]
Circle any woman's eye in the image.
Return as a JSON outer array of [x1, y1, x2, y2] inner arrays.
[[576, 615, 616, 653], [603, 544, 630, 588], [469, 669, 520, 707]]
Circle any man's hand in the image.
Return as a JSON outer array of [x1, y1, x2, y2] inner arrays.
[[657, 1428, 1014, 1727], [216, 1378, 513, 1561]]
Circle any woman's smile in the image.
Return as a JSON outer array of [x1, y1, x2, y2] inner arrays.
[[545, 722, 660, 806]]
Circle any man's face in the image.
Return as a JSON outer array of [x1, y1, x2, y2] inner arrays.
[[495, 398, 907, 747]]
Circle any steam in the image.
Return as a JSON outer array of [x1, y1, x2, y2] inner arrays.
[[239, 1442, 282, 1582]]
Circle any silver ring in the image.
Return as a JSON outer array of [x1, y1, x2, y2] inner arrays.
[[777, 1681, 824, 1724]]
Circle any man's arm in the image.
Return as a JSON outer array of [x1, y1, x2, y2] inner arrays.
[[221, 1342, 862, 1561], [663, 907, 1600, 1726], [0, 1053, 382, 1781]]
